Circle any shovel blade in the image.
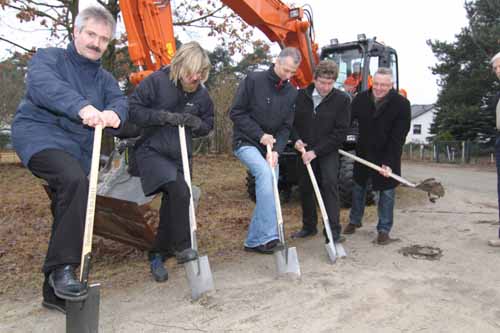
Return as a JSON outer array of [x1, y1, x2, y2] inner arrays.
[[324, 242, 338, 264], [274, 247, 301, 277], [184, 256, 215, 300], [66, 283, 100, 333], [335, 243, 347, 258]]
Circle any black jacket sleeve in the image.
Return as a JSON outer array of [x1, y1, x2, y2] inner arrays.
[[191, 93, 214, 138], [229, 76, 265, 142], [128, 76, 167, 127], [274, 103, 295, 155]]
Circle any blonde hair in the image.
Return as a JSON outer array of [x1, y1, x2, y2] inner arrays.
[[169, 41, 211, 84]]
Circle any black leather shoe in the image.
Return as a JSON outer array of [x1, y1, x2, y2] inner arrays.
[[175, 248, 198, 264], [150, 254, 168, 282], [244, 239, 283, 254], [291, 229, 318, 239], [48, 265, 88, 301], [42, 278, 66, 314]]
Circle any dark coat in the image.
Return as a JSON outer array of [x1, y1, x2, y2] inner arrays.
[[351, 89, 411, 191], [128, 66, 214, 196], [11, 42, 128, 174], [230, 65, 298, 155], [292, 84, 351, 156]]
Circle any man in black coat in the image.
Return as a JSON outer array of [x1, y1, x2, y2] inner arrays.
[[343, 67, 411, 245], [488, 51, 500, 247], [291, 60, 350, 242], [128, 41, 214, 282], [230, 47, 301, 254]]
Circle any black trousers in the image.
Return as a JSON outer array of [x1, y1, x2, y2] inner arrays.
[[28, 149, 88, 274], [149, 172, 192, 260], [298, 151, 341, 239]]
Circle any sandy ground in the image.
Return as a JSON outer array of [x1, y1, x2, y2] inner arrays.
[[2, 162, 500, 332]]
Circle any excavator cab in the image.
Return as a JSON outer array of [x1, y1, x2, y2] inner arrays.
[[320, 35, 399, 95]]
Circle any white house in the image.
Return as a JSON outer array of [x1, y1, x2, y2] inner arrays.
[[405, 104, 436, 144]]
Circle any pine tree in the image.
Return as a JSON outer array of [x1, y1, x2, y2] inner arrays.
[[428, 0, 500, 143]]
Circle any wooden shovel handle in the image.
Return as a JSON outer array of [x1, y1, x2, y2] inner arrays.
[[179, 125, 198, 251], [338, 149, 416, 188], [80, 124, 102, 281]]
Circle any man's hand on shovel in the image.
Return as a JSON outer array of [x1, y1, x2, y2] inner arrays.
[[262, 134, 278, 167], [295, 140, 316, 164], [379, 165, 392, 178]]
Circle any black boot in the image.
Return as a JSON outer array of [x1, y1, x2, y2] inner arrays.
[[42, 277, 66, 314], [175, 248, 198, 264], [48, 265, 88, 301], [291, 228, 318, 239], [150, 254, 168, 282]]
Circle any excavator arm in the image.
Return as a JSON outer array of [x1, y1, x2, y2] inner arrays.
[[120, 0, 319, 87], [119, 0, 176, 85]]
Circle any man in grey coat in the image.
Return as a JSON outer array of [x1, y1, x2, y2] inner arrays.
[[11, 6, 127, 313], [488, 51, 500, 247]]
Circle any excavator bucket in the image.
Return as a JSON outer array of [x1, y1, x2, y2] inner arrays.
[[44, 148, 201, 250]]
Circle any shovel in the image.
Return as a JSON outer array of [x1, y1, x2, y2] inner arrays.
[[66, 125, 103, 333], [267, 145, 301, 277], [179, 125, 215, 300], [304, 161, 347, 263], [338, 149, 445, 202]]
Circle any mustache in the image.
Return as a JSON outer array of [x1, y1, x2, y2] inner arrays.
[[86, 45, 101, 53]]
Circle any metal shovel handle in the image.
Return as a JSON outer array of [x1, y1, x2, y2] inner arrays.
[[338, 149, 416, 188], [305, 163, 336, 245], [80, 124, 103, 282], [267, 145, 285, 243], [179, 125, 198, 251]]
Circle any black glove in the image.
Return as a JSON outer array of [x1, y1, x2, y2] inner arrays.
[[156, 111, 184, 126], [182, 113, 202, 130]]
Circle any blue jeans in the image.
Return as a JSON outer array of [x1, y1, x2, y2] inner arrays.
[[496, 136, 500, 238], [235, 146, 279, 247], [349, 181, 395, 234]]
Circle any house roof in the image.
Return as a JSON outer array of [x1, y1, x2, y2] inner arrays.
[[411, 104, 434, 119]]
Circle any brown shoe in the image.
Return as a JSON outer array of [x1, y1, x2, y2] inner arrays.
[[343, 223, 361, 235], [376, 232, 391, 245]]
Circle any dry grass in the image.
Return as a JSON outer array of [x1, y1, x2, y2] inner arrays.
[[0, 155, 380, 299]]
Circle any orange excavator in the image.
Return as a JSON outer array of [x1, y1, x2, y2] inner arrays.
[[119, 0, 319, 87], [94, 0, 401, 248], [118, 0, 401, 91]]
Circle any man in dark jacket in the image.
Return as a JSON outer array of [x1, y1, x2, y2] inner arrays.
[[11, 6, 127, 312], [230, 47, 301, 254], [488, 51, 500, 247], [291, 60, 350, 242], [128, 41, 214, 282], [343, 67, 411, 244]]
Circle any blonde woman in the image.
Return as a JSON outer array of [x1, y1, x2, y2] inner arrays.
[[128, 41, 214, 282]]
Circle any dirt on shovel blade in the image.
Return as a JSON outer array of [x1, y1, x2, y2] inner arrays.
[[415, 178, 445, 202]]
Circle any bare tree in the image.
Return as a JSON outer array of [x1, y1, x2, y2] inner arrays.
[[0, 0, 253, 56]]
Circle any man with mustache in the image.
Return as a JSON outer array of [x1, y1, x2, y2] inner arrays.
[[11, 6, 127, 313]]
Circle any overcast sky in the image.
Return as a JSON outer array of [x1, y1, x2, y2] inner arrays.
[[0, 0, 469, 105]]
